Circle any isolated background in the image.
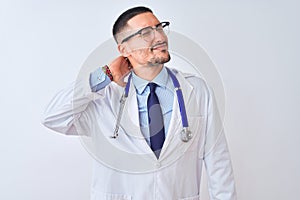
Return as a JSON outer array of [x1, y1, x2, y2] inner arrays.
[[1, 0, 299, 199]]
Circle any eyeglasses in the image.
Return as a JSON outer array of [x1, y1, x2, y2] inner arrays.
[[120, 21, 170, 44]]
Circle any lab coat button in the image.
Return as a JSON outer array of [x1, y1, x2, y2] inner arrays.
[[155, 162, 161, 168]]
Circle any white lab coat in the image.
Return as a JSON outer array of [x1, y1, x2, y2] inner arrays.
[[42, 68, 236, 200]]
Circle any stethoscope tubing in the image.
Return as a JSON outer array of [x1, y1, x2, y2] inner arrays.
[[111, 67, 191, 142]]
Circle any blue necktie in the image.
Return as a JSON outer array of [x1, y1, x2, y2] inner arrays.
[[147, 83, 165, 158]]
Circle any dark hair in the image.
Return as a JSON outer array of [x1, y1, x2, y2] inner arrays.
[[112, 6, 153, 43]]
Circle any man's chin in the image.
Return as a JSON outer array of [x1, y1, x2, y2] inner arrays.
[[160, 51, 171, 63], [148, 53, 171, 66], [161, 53, 171, 64]]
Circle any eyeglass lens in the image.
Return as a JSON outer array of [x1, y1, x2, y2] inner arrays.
[[140, 22, 169, 42]]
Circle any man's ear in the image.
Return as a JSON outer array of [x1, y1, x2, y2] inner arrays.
[[118, 44, 130, 57]]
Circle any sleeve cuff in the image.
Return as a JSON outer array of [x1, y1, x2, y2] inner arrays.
[[89, 67, 111, 92]]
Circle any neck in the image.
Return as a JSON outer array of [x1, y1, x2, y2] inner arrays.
[[132, 64, 163, 81]]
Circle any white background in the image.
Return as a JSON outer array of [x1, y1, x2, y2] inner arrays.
[[1, 0, 299, 199]]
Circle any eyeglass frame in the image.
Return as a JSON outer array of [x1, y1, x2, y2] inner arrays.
[[120, 21, 170, 44]]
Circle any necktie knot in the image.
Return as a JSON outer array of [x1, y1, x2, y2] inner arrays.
[[148, 82, 157, 93]]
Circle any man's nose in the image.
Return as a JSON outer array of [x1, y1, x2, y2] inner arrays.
[[153, 29, 166, 43]]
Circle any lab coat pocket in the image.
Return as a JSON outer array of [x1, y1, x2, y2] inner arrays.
[[185, 115, 206, 152], [104, 193, 132, 200], [179, 194, 200, 200], [91, 190, 132, 200]]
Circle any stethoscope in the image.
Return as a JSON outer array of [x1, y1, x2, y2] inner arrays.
[[110, 67, 192, 142]]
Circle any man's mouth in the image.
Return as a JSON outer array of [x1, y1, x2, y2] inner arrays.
[[150, 42, 168, 51]]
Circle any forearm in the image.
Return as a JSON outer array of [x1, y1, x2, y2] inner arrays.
[[41, 68, 110, 135], [42, 79, 94, 135], [203, 86, 237, 199], [204, 132, 237, 200]]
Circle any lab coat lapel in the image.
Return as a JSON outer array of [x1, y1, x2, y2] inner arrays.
[[159, 70, 195, 161], [119, 76, 154, 155]]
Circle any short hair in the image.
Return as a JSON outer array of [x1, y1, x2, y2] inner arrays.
[[112, 6, 153, 43]]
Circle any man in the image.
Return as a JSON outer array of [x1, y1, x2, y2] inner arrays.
[[42, 6, 236, 200]]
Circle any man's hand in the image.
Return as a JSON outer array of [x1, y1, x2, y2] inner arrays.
[[109, 56, 132, 86]]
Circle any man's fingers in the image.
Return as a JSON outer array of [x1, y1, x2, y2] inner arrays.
[[108, 56, 132, 86]]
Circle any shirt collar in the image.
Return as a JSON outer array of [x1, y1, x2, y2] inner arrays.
[[132, 66, 169, 94]]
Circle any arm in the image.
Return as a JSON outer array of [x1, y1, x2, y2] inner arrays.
[[41, 70, 109, 135], [41, 56, 131, 135], [203, 87, 237, 200]]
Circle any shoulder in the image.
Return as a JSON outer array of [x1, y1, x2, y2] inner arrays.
[[168, 67, 210, 95]]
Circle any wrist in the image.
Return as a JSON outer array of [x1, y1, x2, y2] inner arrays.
[[102, 65, 113, 81]]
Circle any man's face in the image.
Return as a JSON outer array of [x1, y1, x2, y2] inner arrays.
[[118, 12, 170, 67]]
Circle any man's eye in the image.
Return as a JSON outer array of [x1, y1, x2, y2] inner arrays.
[[141, 29, 152, 37]]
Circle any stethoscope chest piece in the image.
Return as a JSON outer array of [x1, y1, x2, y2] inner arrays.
[[180, 127, 192, 142]]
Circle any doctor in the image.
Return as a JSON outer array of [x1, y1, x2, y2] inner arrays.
[[42, 6, 237, 200]]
